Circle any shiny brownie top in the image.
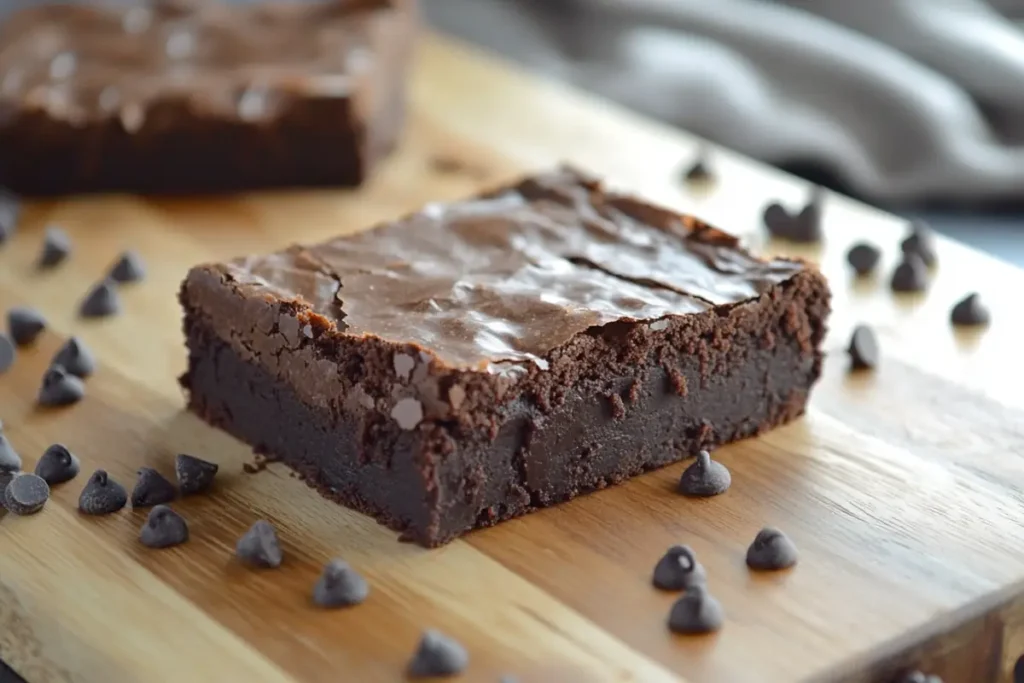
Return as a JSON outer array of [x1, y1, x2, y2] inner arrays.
[[0, 0, 398, 128], [220, 167, 806, 370]]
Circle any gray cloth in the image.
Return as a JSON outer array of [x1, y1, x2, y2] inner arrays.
[[426, 0, 1024, 205]]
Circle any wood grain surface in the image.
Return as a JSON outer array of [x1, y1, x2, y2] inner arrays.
[[2, 33, 1024, 683]]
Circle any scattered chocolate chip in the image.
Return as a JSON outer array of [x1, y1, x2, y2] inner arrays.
[[848, 325, 879, 371], [950, 293, 990, 327], [652, 544, 707, 591], [407, 630, 469, 678], [677, 450, 731, 497], [79, 279, 121, 318], [7, 306, 46, 346], [667, 584, 724, 635], [761, 197, 822, 243], [108, 250, 146, 283], [52, 336, 95, 378], [745, 527, 798, 571], [0, 189, 19, 243], [131, 467, 177, 508], [890, 253, 928, 293], [683, 149, 713, 183], [0, 432, 21, 472], [38, 226, 71, 268], [140, 505, 189, 549], [78, 469, 128, 515], [34, 444, 80, 484], [175, 453, 218, 495], [236, 519, 283, 568], [4, 473, 49, 515], [391, 397, 424, 430], [0, 470, 15, 511], [901, 222, 937, 268], [312, 559, 370, 608], [846, 242, 881, 276], [37, 364, 86, 407], [0, 334, 14, 374]]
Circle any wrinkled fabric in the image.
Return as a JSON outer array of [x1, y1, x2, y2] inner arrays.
[[427, 0, 1024, 205]]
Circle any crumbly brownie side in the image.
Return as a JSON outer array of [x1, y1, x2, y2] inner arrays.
[[180, 263, 829, 546]]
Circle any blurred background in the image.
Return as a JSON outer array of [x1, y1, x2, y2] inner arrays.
[[424, 0, 1024, 265]]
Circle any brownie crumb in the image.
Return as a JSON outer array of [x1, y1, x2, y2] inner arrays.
[[407, 629, 469, 678], [429, 155, 489, 179], [38, 364, 86, 407], [243, 455, 269, 474], [8, 307, 47, 346], [78, 469, 128, 515], [627, 379, 642, 404], [847, 325, 879, 371], [950, 293, 989, 327], [667, 585, 724, 635], [667, 367, 688, 396], [236, 519, 283, 568], [607, 393, 626, 420], [131, 467, 178, 508], [677, 451, 731, 497], [34, 444, 80, 484], [52, 337, 96, 378], [38, 226, 71, 268], [175, 453, 218, 495], [745, 527, 798, 571], [652, 544, 707, 591], [140, 505, 189, 549], [312, 558, 370, 608]]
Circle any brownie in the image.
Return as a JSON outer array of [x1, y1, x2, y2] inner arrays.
[[178, 167, 831, 546], [0, 0, 415, 196]]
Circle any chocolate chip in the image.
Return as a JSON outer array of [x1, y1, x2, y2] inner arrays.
[[652, 544, 707, 591], [0, 189, 19, 243], [236, 519, 282, 568], [8, 307, 46, 346], [175, 453, 218, 495], [52, 336, 95, 378], [391, 397, 424, 430], [0, 334, 14, 374], [761, 196, 822, 243], [140, 505, 189, 549], [762, 202, 794, 239], [78, 469, 128, 515], [846, 242, 881, 276], [683, 150, 713, 183], [901, 222, 937, 268], [677, 450, 731, 497], [312, 558, 370, 608], [79, 279, 121, 318], [108, 250, 146, 283], [407, 630, 469, 678], [667, 584, 724, 635], [131, 467, 177, 508], [4, 473, 49, 515], [848, 325, 879, 371], [34, 444, 80, 484], [890, 253, 928, 293], [0, 432, 21, 472], [950, 293, 990, 327], [38, 364, 86, 406], [38, 226, 71, 268], [745, 527, 798, 571], [0, 470, 14, 511]]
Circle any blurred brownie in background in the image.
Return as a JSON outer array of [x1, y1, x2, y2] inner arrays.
[[0, 1, 416, 196]]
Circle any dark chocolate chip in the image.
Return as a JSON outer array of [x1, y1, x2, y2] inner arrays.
[[0, 334, 14, 374], [901, 222, 937, 268], [79, 279, 121, 318], [762, 202, 793, 239], [0, 470, 15, 511], [846, 242, 881, 276], [131, 467, 177, 508], [236, 519, 282, 568], [0, 189, 19, 243], [792, 189, 825, 243], [0, 432, 21, 472], [761, 197, 822, 243], [950, 293, 990, 327], [34, 443, 80, 484], [652, 544, 707, 591], [52, 336, 95, 378], [407, 630, 469, 678], [848, 325, 879, 371], [38, 226, 71, 268], [78, 469, 128, 515], [108, 250, 146, 283], [37, 364, 86, 407], [175, 453, 218, 495], [745, 527, 798, 571], [890, 253, 928, 293], [140, 505, 189, 549], [4, 473, 49, 515], [8, 307, 46, 346], [312, 558, 370, 608], [683, 150, 713, 183], [667, 584, 724, 635], [677, 450, 731, 497]]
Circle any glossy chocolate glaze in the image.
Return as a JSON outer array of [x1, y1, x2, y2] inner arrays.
[[221, 167, 804, 370], [0, 1, 393, 128]]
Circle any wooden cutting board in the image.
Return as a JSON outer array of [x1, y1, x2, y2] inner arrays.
[[3, 33, 1024, 683]]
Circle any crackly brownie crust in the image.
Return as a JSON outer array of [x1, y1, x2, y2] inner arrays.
[[0, 1, 415, 196], [179, 167, 831, 546]]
